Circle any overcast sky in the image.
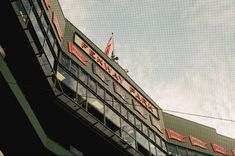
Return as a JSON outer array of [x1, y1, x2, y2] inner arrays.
[[58, 0, 235, 139]]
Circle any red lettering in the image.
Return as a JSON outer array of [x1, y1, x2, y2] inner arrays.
[[129, 86, 136, 94], [141, 98, 148, 107], [44, 0, 51, 10], [148, 104, 154, 112], [89, 49, 95, 59], [118, 75, 123, 84], [97, 56, 103, 66], [104, 62, 112, 74], [135, 93, 141, 101], [112, 72, 119, 81], [81, 42, 88, 49]]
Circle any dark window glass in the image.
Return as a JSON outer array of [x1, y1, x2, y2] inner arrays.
[[43, 41, 54, 67], [21, 0, 31, 14], [47, 29, 55, 46], [105, 106, 120, 132], [156, 148, 166, 156], [57, 66, 77, 92], [77, 83, 86, 102], [178, 147, 187, 156], [136, 131, 149, 154], [187, 150, 197, 156], [135, 118, 142, 131], [161, 140, 167, 152], [33, 0, 42, 16], [113, 99, 120, 112], [60, 53, 70, 69], [121, 106, 128, 118], [105, 92, 112, 105], [70, 61, 78, 76], [150, 143, 156, 156], [128, 112, 135, 125], [79, 69, 87, 85], [97, 85, 105, 99], [87, 91, 104, 122], [149, 129, 155, 142], [41, 14, 48, 32], [167, 144, 178, 156], [89, 78, 96, 92], [29, 12, 44, 45]]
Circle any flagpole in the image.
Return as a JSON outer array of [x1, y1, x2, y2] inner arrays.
[[111, 32, 118, 61]]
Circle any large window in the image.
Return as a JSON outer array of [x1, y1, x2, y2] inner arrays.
[[43, 41, 54, 67], [97, 85, 105, 99], [76, 83, 86, 105], [121, 119, 136, 148], [79, 69, 87, 85], [105, 92, 112, 105], [178, 147, 187, 156], [105, 106, 120, 132], [150, 143, 156, 156], [136, 131, 149, 155], [167, 144, 178, 156], [21, 0, 31, 14], [33, 0, 42, 17]]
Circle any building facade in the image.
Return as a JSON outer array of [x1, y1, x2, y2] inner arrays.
[[0, 0, 234, 156]]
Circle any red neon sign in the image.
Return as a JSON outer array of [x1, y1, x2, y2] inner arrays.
[[189, 135, 207, 149], [211, 143, 227, 155], [68, 42, 87, 64], [166, 128, 185, 142]]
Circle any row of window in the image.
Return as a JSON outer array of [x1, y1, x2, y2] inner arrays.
[[57, 64, 167, 156], [167, 144, 210, 156], [21, 0, 59, 68], [59, 53, 166, 149]]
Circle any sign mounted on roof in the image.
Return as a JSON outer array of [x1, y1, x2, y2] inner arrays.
[[166, 128, 185, 142], [211, 143, 227, 155], [189, 135, 207, 149], [74, 34, 159, 119]]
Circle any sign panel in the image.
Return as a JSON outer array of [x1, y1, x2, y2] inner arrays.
[[150, 115, 163, 133], [52, 12, 63, 41], [189, 135, 207, 149], [166, 128, 186, 142], [68, 42, 87, 64], [211, 143, 227, 155], [43, 0, 51, 10], [133, 99, 148, 118], [92, 63, 109, 83], [74, 34, 159, 118], [113, 82, 128, 101]]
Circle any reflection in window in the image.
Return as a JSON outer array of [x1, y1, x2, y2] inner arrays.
[[89, 78, 96, 92], [121, 119, 135, 148], [142, 124, 148, 136], [60, 53, 70, 69], [113, 99, 120, 112], [21, 0, 31, 14], [121, 130, 136, 148], [187, 150, 197, 156], [105, 92, 112, 105], [48, 29, 55, 46], [155, 135, 161, 147], [121, 106, 127, 118], [161, 140, 167, 152], [79, 69, 87, 85], [76, 83, 86, 104], [128, 112, 135, 125], [156, 148, 166, 156], [41, 14, 48, 31], [29, 12, 44, 45], [70, 61, 78, 76], [33, 0, 42, 16], [54, 43, 59, 56], [97, 85, 105, 99], [135, 118, 142, 131], [136, 131, 149, 155], [105, 106, 120, 132], [57, 66, 77, 92], [43, 41, 54, 67], [150, 143, 156, 156], [167, 144, 178, 156], [149, 129, 155, 142]]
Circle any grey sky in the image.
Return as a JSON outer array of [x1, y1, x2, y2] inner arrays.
[[59, 0, 235, 139]]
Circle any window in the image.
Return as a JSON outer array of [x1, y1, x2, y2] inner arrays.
[[121, 106, 127, 118], [29, 12, 44, 45], [41, 14, 48, 32], [79, 69, 87, 85], [156, 148, 166, 156], [43, 41, 54, 67], [133, 100, 148, 118], [105, 106, 120, 132], [76, 83, 86, 103], [128, 112, 135, 125], [60, 53, 70, 69], [149, 129, 155, 142], [121, 119, 136, 148], [21, 0, 31, 14], [89, 78, 96, 92], [97, 85, 105, 99], [70, 61, 78, 76], [121, 119, 135, 138], [47, 29, 55, 46], [87, 91, 104, 122], [161, 140, 167, 152], [142, 124, 148, 136], [33, 0, 42, 16], [135, 118, 142, 131], [54, 43, 59, 56], [155, 135, 161, 147], [136, 131, 149, 155], [150, 143, 156, 156], [167, 144, 178, 156], [105, 92, 112, 105], [178, 147, 187, 156], [113, 99, 120, 112]]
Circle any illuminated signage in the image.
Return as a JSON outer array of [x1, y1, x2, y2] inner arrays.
[[150, 115, 163, 133], [74, 34, 159, 118], [166, 128, 186, 142], [189, 135, 207, 149], [43, 0, 51, 10], [114, 82, 128, 101], [211, 143, 227, 155], [52, 12, 63, 41], [68, 42, 87, 64], [92, 63, 108, 83], [232, 149, 235, 156]]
